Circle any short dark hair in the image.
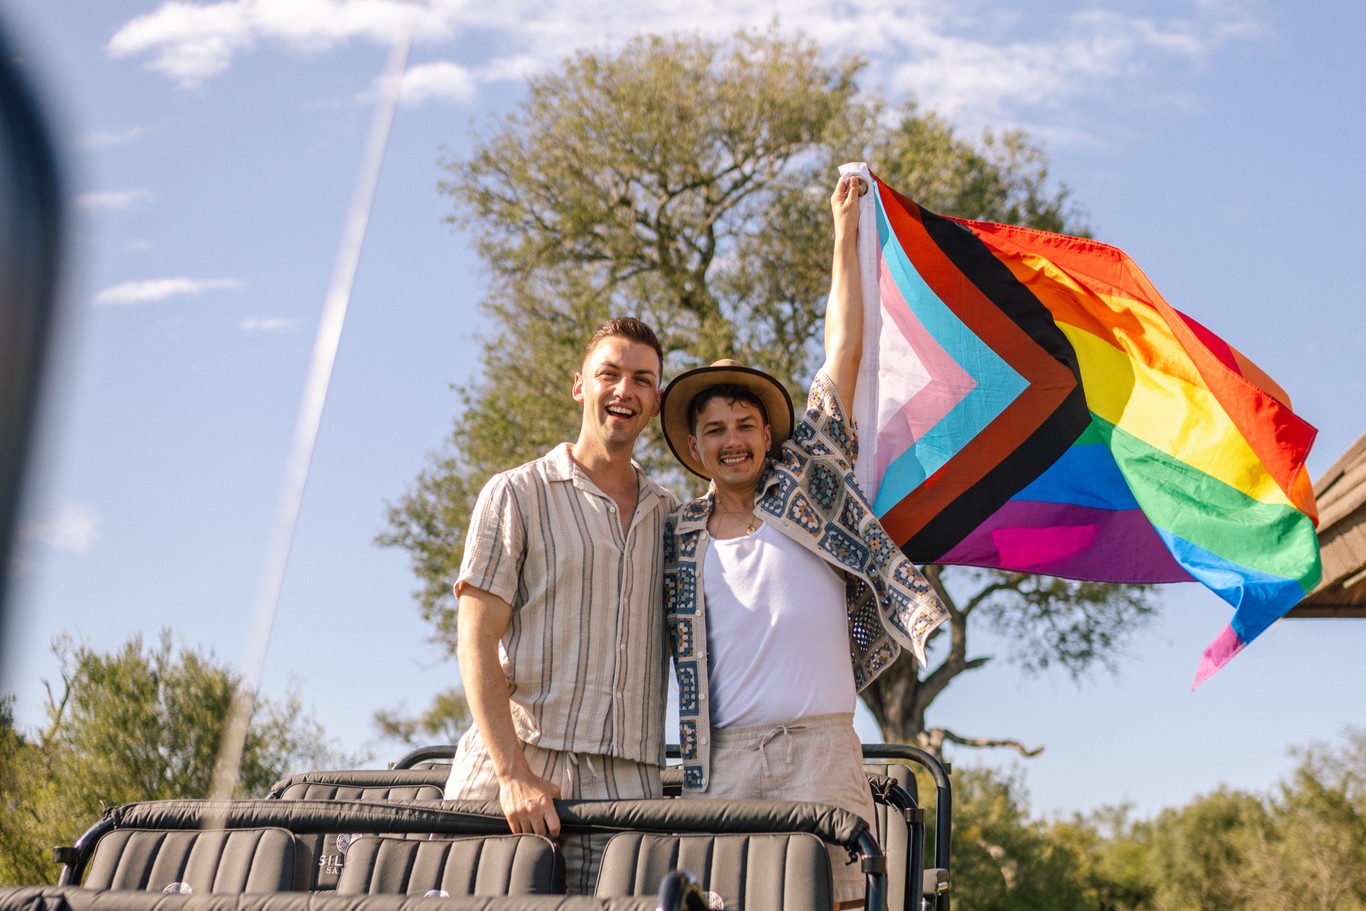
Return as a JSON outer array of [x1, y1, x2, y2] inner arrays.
[[686, 384, 769, 435], [584, 317, 664, 374]]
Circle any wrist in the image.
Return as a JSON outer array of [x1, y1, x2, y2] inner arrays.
[[487, 739, 533, 781]]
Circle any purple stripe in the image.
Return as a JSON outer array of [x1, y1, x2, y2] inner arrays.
[[936, 499, 1194, 583]]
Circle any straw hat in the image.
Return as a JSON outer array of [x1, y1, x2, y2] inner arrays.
[[660, 359, 794, 480]]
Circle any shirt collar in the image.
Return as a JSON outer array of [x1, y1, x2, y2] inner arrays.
[[547, 442, 669, 509]]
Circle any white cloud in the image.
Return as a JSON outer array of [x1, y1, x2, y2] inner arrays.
[[107, 0, 450, 87], [844, 3, 1266, 136], [21, 502, 102, 554], [92, 277, 246, 306], [105, 0, 1267, 132], [75, 188, 154, 213], [240, 316, 300, 332], [399, 61, 477, 106], [80, 126, 146, 149]]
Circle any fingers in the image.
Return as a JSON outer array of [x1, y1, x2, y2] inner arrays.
[[503, 793, 556, 836], [832, 176, 852, 205], [506, 802, 559, 837], [499, 774, 563, 839], [831, 175, 863, 235], [543, 802, 562, 839], [832, 174, 865, 204]]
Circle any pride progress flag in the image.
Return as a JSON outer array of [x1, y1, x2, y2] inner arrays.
[[843, 163, 1321, 685]]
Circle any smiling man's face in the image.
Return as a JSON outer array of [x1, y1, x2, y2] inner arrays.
[[572, 335, 661, 456], [688, 396, 771, 491]]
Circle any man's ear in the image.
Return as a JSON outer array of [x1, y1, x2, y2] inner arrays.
[[651, 387, 662, 417], [571, 372, 585, 402], [763, 424, 772, 452], [687, 435, 701, 462]]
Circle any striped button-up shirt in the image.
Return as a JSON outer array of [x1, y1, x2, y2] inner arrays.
[[458, 443, 677, 765]]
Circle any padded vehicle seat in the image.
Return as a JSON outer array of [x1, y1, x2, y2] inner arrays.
[[0, 886, 670, 911], [335, 835, 563, 896], [275, 783, 444, 801], [596, 832, 833, 911], [81, 828, 297, 893], [267, 769, 449, 801]]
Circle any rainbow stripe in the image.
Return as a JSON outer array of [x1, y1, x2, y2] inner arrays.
[[852, 173, 1321, 685]]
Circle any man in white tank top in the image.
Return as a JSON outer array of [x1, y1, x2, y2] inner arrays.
[[660, 172, 948, 908]]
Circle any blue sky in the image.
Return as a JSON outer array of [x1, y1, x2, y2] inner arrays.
[[3, 0, 1363, 820]]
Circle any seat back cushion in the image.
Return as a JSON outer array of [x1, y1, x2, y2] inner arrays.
[[275, 783, 444, 801], [82, 828, 297, 893], [596, 832, 831, 911], [335, 835, 562, 896]]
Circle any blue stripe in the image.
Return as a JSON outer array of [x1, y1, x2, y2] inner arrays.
[[1010, 439, 1138, 510], [1156, 529, 1307, 645]]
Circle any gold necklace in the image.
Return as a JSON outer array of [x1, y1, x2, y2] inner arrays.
[[716, 499, 758, 535]]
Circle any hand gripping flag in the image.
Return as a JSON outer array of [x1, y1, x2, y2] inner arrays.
[[842, 163, 1321, 686]]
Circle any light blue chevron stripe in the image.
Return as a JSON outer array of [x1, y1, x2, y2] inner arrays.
[[872, 196, 1028, 516]]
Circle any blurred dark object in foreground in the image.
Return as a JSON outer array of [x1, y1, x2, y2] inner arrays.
[[0, 14, 66, 657]]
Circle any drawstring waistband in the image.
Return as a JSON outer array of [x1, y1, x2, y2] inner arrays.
[[755, 724, 804, 776], [565, 751, 600, 793]]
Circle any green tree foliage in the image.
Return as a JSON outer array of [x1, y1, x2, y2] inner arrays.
[[1057, 804, 1157, 911], [942, 731, 1366, 910], [1059, 727, 1366, 911], [382, 28, 869, 636], [949, 765, 1094, 911], [0, 632, 345, 886], [0, 696, 50, 885], [373, 688, 471, 747], [1239, 730, 1366, 911], [1138, 787, 1267, 910], [379, 28, 1158, 751]]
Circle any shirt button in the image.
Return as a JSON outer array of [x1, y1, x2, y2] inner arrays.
[[700, 738, 708, 746], [699, 693, 706, 700]]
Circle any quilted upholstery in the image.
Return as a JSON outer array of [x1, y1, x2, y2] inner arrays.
[[82, 829, 296, 894], [595, 832, 832, 911], [335, 835, 562, 896]]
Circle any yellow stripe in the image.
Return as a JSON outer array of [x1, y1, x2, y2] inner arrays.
[[1059, 323, 1291, 508], [1010, 251, 1212, 384]]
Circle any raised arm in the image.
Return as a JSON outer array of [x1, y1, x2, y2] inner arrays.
[[820, 173, 865, 407]]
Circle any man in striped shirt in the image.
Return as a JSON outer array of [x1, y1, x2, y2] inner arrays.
[[443, 317, 677, 893]]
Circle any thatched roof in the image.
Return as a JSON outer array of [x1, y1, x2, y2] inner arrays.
[[1288, 431, 1366, 618]]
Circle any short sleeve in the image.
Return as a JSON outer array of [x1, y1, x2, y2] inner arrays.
[[455, 473, 526, 607], [802, 369, 860, 467]]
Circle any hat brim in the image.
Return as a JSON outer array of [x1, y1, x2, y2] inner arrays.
[[660, 363, 794, 480]]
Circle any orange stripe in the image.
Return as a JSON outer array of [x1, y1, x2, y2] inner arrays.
[[954, 217, 1318, 522]]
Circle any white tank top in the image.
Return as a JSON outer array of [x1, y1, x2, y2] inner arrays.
[[702, 522, 856, 728]]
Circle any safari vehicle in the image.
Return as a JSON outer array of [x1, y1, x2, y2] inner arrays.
[[0, 743, 951, 911]]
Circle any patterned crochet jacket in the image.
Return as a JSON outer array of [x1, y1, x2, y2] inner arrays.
[[663, 371, 948, 792]]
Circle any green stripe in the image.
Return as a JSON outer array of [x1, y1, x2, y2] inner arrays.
[[1092, 416, 1320, 586]]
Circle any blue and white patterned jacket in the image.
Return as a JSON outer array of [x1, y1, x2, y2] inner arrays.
[[663, 370, 948, 792]]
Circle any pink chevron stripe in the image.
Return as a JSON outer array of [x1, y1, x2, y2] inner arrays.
[[873, 253, 976, 485]]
